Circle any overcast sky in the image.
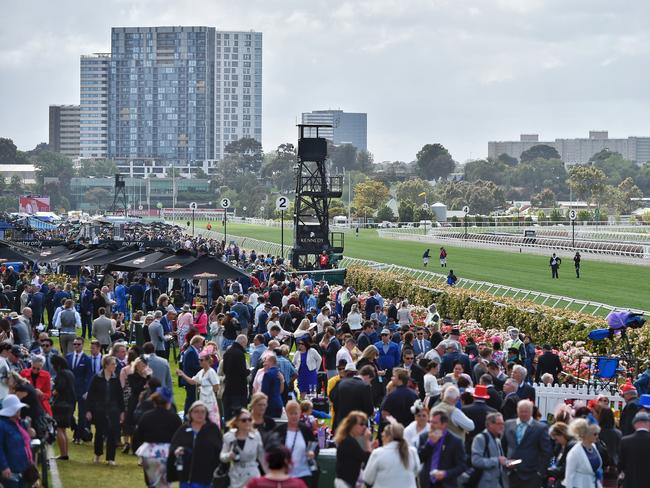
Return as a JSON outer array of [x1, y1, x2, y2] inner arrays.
[[2, 0, 650, 163]]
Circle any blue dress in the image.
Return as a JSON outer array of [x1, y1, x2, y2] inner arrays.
[[297, 351, 318, 393]]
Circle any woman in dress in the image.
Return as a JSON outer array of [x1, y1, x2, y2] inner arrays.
[[134, 387, 182, 488], [334, 411, 371, 488], [220, 408, 267, 488], [292, 338, 321, 397], [564, 418, 603, 488], [396, 301, 413, 327], [193, 304, 208, 336], [363, 422, 420, 488], [177, 346, 221, 426], [403, 400, 430, 447], [51, 355, 76, 460]]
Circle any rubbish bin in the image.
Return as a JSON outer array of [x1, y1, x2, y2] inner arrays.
[[317, 448, 337, 487]]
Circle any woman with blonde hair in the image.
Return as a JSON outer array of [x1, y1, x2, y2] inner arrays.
[[356, 345, 386, 406], [363, 422, 420, 488], [220, 408, 266, 488], [176, 345, 220, 426], [564, 418, 603, 488], [334, 411, 371, 488], [293, 318, 312, 340], [249, 392, 276, 441]]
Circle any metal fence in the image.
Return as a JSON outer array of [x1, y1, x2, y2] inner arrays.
[[192, 228, 648, 318]]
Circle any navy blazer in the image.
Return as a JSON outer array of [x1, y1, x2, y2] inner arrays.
[[417, 430, 467, 488], [180, 346, 200, 387], [66, 352, 93, 397], [413, 339, 432, 357]]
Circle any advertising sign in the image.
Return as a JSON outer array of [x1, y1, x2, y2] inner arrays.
[[19, 196, 50, 214]]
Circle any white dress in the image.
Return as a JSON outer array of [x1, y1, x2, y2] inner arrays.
[[192, 367, 221, 426]]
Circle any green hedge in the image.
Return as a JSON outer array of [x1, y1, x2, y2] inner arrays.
[[346, 265, 650, 358]]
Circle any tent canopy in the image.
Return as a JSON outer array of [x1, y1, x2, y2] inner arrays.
[[165, 255, 248, 280], [138, 252, 197, 273], [77, 248, 141, 266], [0, 243, 35, 263], [105, 250, 174, 271]]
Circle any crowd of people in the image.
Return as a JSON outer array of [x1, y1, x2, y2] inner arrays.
[[0, 226, 649, 488]]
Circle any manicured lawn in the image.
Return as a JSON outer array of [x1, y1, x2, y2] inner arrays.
[[198, 221, 650, 311]]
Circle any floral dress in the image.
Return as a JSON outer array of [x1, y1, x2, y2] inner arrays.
[[193, 367, 221, 427]]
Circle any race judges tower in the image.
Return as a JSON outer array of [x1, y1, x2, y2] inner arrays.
[[291, 124, 344, 270]]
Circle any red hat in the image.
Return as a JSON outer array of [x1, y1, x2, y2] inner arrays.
[[473, 384, 491, 400], [620, 382, 637, 394]]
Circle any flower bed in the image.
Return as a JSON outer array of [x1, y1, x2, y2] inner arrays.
[[345, 265, 650, 361]]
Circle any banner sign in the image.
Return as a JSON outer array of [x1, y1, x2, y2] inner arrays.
[[19, 196, 50, 214]]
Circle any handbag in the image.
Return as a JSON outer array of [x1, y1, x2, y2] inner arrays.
[[460, 432, 490, 488], [212, 461, 230, 488]]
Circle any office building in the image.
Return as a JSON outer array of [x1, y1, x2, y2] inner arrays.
[[489, 131, 650, 165], [80, 53, 110, 159], [214, 30, 263, 160], [48, 105, 80, 158], [301, 110, 367, 151], [108, 26, 216, 163]]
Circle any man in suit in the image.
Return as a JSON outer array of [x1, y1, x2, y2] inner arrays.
[[356, 321, 377, 352], [402, 349, 426, 400], [512, 364, 535, 402], [129, 278, 145, 314], [479, 374, 502, 410], [66, 337, 93, 443], [221, 335, 249, 421], [88, 340, 103, 376], [471, 412, 509, 488], [439, 341, 471, 376], [79, 283, 93, 339], [413, 328, 432, 357], [142, 342, 173, 398], [181, 335, 204, 416], [417, 410, 466, 488], [231, 295, 251, 337], [462, 384, 497, 451], [91, 307, 114, 354], [330, 364, 375, 429], [363, 290, 379, 320], [500, 378, 521, 421], [502, 399, 552, 488], [534, 344, 562, 384], [619, 411, 650, 488], [148, 311, 167, 359]]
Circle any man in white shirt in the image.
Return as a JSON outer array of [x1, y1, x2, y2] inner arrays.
[[335, 337, 356, 367]]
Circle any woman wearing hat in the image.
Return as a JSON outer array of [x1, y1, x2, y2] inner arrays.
[[0, 394, 33, 487], [293, 338, 321, 397], [167, 400, 222, 488], [177, 345, 221, 427], [134, 387, 182, 488]]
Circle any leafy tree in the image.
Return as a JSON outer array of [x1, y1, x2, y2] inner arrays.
[[398, 200, 415, 222], [589, 148, 618, 165], [536, 210, 549, 224], [510, 158, 568, 198], [413, 207, 432, 222], [593, 153, 639, 186], [577, 210, 591, 222], [519, 144, 561, 163], [77, 159, 118, 178], [497, 153, 518, 166], [223, 137, 264, 175], [376, 205, 395, 222], [0, 138, 18, 163], [415, 143, 455, 181], [341, 170, 368, 204], [567, 165, 607, 207], [530, 188, 556, 208], [10, 175, 23, 189], [352, 180, 389, 216], [464, 159, 506, 184], [83, 187, 112, 209], [328, 143, 358, 172], [194, 167, 208, 180], [261, 143, 296, 192], [433, 180, 506, 214], [611, 177, 643, 214], [395, 178, 435, 205], [356, 150, 374, 173], [549, 208, 564, 222], [329, 199, 347, 218]]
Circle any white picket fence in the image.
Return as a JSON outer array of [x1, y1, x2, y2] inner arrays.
[[534, 383, 625, 420]]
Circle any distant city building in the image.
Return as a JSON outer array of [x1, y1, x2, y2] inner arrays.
[[80, 53, 110, 159], [489, 131, 650, 165], [48, 105, 80, 158], [108, 26, 216, 163], [301, 110, 367, 152], [215, 30, 263, 160], [0, 164, 37, 185]]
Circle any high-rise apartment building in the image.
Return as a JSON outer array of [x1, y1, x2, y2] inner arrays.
[[489, 131, 650, 166], [214, 31, 263, 160], [301, 110, 367, 152], [79, 53, 110, 159], [48, 105, 80, 158], [108, 26, 215, 162]]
